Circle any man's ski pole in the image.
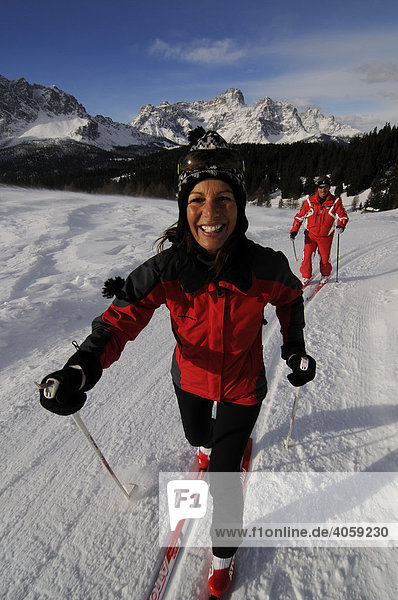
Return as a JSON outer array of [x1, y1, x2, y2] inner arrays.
[[283, 387, 300, 449], [292, 239, 299, 262], [336, 232, 340, 283], [71, 412, 135, 501]]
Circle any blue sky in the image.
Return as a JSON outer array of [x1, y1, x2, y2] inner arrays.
[[2, 0, 398, 131]]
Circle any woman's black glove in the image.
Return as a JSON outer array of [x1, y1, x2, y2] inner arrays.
[[38, 350, 103, 416], [287, 353, 316, 387], [39, 366, 86, 415]]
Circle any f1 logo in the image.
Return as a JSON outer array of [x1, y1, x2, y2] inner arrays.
[[167, 480, 209, 531]]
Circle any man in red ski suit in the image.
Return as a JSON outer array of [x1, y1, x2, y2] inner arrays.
[[290, 177, 349, 282]]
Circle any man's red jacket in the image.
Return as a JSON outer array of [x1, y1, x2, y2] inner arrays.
[[290, 192, 349, 238]]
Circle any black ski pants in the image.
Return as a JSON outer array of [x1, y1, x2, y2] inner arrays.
[[174, 385, 262, 558]]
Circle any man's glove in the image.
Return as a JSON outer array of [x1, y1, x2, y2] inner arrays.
[[290, 231, 297, 239], [287, 353, 316, 387], [336, 226, 344, 234], [38, 366, 87, 416]]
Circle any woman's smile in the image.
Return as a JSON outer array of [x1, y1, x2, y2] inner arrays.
[[187, 179, 237, 255]]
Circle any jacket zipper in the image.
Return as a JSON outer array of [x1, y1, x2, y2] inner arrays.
[[216, 282, 226, 401]]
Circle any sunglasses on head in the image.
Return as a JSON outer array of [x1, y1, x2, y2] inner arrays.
[[318, 185, 330, 189], [178, 149, 245, 174]]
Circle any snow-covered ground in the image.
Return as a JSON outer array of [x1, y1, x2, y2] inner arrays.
[[0, 185, 397, 600]]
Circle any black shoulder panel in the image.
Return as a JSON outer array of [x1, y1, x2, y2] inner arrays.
[[247, 241, 299, 288], [113, 247, 179, 307]]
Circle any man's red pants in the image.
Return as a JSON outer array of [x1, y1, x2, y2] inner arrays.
[[300, 230, 334, 279]]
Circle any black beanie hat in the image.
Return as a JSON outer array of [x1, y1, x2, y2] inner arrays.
[[317, 176, 331, 187], [176, 131, 248, 240]]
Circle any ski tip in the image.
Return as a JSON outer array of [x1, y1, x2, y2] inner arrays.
[[241, 437, 253, 467]]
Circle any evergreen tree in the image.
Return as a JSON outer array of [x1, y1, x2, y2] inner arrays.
[[351, 196, 359, 212], [303, 177, 315, 195]]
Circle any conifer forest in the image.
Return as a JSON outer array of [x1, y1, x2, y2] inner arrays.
[[1, 124, 397, 211]]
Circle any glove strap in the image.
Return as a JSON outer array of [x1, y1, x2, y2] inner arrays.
[[69, 365, 86, 390], [38, 365, 86, 399]]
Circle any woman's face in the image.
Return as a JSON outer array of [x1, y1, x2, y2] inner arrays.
[[187, 179, 238, 255]]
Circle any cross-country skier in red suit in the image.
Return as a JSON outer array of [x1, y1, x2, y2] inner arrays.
[[38, 131, 316, 598], [290, 177, 349, 285]]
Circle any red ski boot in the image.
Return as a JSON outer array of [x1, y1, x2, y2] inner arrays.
[[196, 446, 211, 470], [208, 555, 235, 598]]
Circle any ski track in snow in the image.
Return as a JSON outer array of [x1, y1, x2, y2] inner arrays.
[[0, 186, 397, 600]]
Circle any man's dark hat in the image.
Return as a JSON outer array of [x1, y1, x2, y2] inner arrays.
[[317, 176, 331, 187]]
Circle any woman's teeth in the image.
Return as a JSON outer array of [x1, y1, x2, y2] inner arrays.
[[200, 224, 224, 233]]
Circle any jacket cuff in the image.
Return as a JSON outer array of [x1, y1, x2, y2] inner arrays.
[[64, 351, 103, 391], [281, 342, 306, 361]]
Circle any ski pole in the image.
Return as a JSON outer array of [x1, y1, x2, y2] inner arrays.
[[36, 379, 135, 500], [71, 413, 136, 500], [69, 339, 134, 499], [283, 387, 300, 450], [336, 231, 340, 283], [292, 239, 299, 262], [70, 412, 135, 501]]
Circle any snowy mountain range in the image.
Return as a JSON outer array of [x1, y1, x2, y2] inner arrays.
[[0, 75, 167, 151], [133, 88, 361, 145], [0, 75, 360, 152]]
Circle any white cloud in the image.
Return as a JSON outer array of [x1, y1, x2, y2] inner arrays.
[[241, 64, 398, 131], [246, 66, 376, 103], [148, 38, 245, 65], [241, 27, 398, 129], [340, 111, 398, 131], [261, 29, 398, 68], [146, 27, 398, 130], [149, 39, 183, 60], [356, 62, 398, 84]]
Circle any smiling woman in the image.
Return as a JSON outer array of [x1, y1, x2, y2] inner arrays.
[[187, 179, 237, 255], [159, 130, 249, 277], [38, 130, 316, 599]]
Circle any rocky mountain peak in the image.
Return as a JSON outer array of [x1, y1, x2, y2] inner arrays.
[[0, 75, 361, 151], [132, 89, 360, 145], [217, 88, 246, 106], [0, 74, 167, 150]]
